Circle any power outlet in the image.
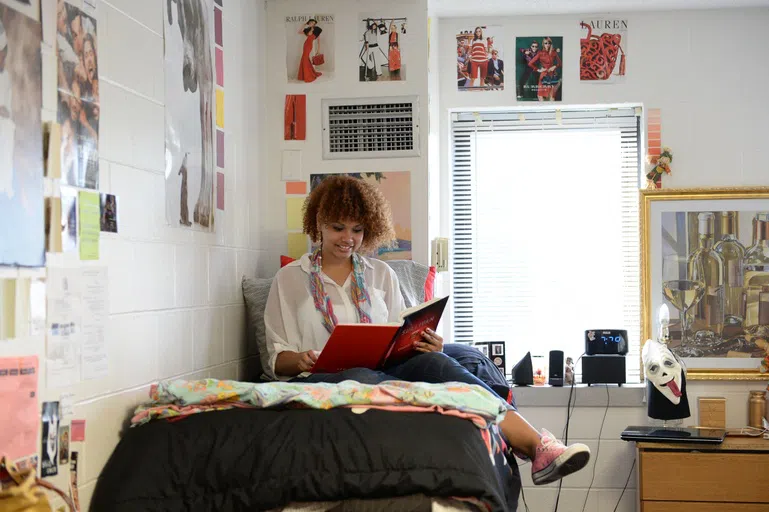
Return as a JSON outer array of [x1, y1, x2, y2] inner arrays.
[[431, 237, 449, 272]]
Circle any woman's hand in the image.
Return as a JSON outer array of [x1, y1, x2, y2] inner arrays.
[[415, 329, 443, 353], [297, 350, 320, 372]]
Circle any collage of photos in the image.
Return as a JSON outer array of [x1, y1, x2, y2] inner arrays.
[[358, 16, 406, 81], [286, 14, 335, 83], [56, 0, 99, 190], [515, 36, 563, 101], [456, 26, 504, 91]]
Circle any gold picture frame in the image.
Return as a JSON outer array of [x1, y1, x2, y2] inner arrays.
[[640, 187, 769, 380]]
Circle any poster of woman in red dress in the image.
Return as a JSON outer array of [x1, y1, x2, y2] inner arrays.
[[515, 36, 562, 101], [286, 14, 335, 83]]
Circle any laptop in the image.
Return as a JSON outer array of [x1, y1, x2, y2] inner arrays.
[[620, 425, 726, 444]]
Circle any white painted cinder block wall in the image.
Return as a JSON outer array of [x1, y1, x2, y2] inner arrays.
[[436, 8, 769, 511], [0, 0, 266, 508]]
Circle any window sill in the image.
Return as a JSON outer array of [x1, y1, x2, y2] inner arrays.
[[512, 383, 646, 408]]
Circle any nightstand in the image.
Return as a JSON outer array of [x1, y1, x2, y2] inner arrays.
[[636, 436, 769, 511]]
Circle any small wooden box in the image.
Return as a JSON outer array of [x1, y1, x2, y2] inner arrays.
[[698, 397, 726, 428]]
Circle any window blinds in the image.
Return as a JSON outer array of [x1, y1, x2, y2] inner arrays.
[[450, 107, 642, 381]]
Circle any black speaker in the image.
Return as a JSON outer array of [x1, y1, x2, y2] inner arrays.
[[548, 350, 564, 387], [511, 352, 533, 386], [582, 355, 626, 386]]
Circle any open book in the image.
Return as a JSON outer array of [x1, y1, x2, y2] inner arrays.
[[311, 296, 450, 374]]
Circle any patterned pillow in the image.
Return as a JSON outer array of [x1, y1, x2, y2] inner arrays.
[[241, 276, 274, 379]]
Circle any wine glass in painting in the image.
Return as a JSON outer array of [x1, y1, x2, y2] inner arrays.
[[662, 254, 705, 347]]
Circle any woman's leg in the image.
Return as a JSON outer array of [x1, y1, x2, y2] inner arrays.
[[291, 367, 391, 385]]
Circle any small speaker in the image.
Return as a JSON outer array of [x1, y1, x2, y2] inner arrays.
[[582, 355, 626, 386], [511, 352, 533, 386], [548, 350, 564, 387]]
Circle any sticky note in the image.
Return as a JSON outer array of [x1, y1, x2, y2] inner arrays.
[[287, 233, 308, 259], [70, 419, 85, 442], [78, 190, 100, 260], [286, 197, 304, 231], [216, 89, 224, 128], [285, 182, 306, 195]]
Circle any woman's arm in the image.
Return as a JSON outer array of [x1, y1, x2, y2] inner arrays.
[[264, 275, 310, 379]]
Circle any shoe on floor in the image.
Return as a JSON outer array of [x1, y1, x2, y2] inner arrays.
[[531, 429, 591, 485]]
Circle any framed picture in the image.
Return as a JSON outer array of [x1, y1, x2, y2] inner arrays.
[[640, 187, 769, 380]]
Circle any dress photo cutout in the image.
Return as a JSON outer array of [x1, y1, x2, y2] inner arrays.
[[0, 2, 44, 267], [457, 26, 504, 91], [358, 15, 406, 82], [286, 14, 334, 83], [515, 36, 562, 101], [56, 0, 99, 190], [579, 19, 627, 83], [164, 0, 216, 231]]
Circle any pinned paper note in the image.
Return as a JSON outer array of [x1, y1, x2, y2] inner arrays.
[[285, 182, 306, 195], [287, 233, 308, 259], [70, 419, 86, 442], [281, 150, 302, 181], [79, 190, 100, 260], [0, 356, 39, 463], [286, 197, 304, 230]]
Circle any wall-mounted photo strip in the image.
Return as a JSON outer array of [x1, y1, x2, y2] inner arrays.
[[579, 19, 627, 83], [56, 0, 99, 190], [358, 15, 406, 82], [515, 36, 562, 101], [457, 26, 503, 91], [286, 14, 335, 83]]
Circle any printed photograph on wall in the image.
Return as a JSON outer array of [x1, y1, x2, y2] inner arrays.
[[56, 0, 99, 190], [99, 192, 117, 233], [310, 172, 411, 260], [0, 2, 44, 267], [40, 401, 59, 477], [284, 94, 306, 141], [358, 15, 406, 82], [0, 0, 39, 21], [286, 14, 335, 84], [457, 25, 503, 91], [641, 188, 769, 380], [579, 19, 627, 82], [164, 0, 216, 231], [515, 36, 562, 101]]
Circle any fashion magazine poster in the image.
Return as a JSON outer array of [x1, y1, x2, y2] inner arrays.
[[286, 14, 335, 83], [515, 36, 562, 101], [358, 15, 406, 82], [56, 0, 99, 190], [457, 25, 504, 91], [579, 19, 627, 83], [164, 0, 216, 231], [0, 1, 44, 266]]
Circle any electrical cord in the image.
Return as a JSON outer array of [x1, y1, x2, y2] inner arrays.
[[581, 384, 610, 512], [613, 458, 635, 512], [553, 353, 583, 512]]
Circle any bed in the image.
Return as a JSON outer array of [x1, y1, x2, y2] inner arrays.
[[89, 261, 521, 511]]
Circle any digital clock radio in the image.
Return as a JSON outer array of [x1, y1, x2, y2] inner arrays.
[[585, 329, 628, 355]]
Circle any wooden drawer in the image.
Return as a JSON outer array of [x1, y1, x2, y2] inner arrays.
[[642, 502, 769, 512], [640, 450, 769, 503]]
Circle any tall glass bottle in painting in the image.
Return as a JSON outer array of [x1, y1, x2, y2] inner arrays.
[[714, 211, 746, 325], [688, 212, 724, 336], [743, 213, 769, 327]]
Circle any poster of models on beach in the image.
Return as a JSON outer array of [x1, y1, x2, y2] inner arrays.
[[515, 36, 562, 101], [358, 15, 406, 82], [0, 2, 44, 267], [457, 26, 504, 91], [164, 0, 216, 231], [579, 19, 627, 82], [286, 14, 335, 83], [56, 0, 99, 190]]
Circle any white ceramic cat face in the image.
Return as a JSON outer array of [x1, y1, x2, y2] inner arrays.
[[642, 339, 683, 404]]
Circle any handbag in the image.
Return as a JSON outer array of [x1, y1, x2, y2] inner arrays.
[[312, 53, 325, 66], [0, 456, 76, 512]]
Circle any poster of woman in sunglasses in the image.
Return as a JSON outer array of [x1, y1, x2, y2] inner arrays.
[[515, 36, 562, 101], [358, 16, 406, 82]]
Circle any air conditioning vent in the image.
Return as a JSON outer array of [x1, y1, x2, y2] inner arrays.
[[322, 96, 420, 159]]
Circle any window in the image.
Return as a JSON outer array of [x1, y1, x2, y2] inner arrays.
[[449, 107, 642, 381]]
